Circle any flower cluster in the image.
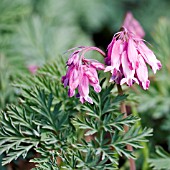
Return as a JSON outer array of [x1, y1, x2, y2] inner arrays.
[[105, 27, 162, 90], [62, 12, 162, 103], [62, 47, 105, 104]]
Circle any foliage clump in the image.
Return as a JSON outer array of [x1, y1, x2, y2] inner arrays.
[[0, 61, 152, 169]]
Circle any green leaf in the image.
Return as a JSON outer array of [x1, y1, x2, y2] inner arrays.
[[149, 146, 170, 170]]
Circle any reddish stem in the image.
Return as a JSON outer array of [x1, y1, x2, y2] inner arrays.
[[81, 46, 106, 58], [117, 84, 136, 170]]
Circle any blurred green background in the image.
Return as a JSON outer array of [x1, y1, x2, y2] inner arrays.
[[0, 0, 170, 169]]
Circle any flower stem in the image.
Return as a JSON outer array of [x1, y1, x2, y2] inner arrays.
[[81, 46, 106, 58], [131, 105, 149, 170], [117, 84, 136, 170]]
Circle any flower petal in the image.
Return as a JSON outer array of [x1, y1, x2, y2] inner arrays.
[[123, 12, 145, 38], [136, 55, 150, 90], [110, 39, 122, 70], [90, 62, 105, 70], [128, 38, 138, 69], [121, 51, 139, 86], [78, 72, 89, 98], [69, 66, 79, 91], [138, 42, 162, 74]]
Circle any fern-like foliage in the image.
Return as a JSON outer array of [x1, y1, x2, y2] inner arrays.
[[137, 18, 170, 149], [0, 60, 153, 169], [0, 60, 76, 167], [0, 55, 25, 109], [0, 0, 32, 53], [149, 146, 170, 170], [11, 15, 93, 66]]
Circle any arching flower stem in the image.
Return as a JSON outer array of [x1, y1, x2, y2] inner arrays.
[[80, 46, 106, 59]]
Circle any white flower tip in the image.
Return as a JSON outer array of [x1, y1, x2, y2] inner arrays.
[[85, 96, 93, 104], [120, 78, 127, 86], [142, 80, 150, 90], [104, 66, 113, 72], [133, 78, 139, 85], [94, 85, 101, 93], [157, 61, 162, 70], [109, 79, 114, 83]]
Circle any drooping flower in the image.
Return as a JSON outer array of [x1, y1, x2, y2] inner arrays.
[[123, 12, 145, 38], [105, 27, 162, 90], [62, 47, 105, 104]]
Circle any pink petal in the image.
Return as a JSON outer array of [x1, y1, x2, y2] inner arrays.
[[80, 96, 85, 104], [138, 41, 162, 74], [84, 67, 99, 84], [79, 96, 93, 104], [110, 39, 122, 70], [105, 57, 111, 66], [105, 38, 116, 65], [127, 38, 138, 69], [84, 96, 93, 104], [68, 88, 75, 97], [136, 55, 150, 90], [84, 66, 102, 93], [78, 72, 93, 104], [90, 62, 105, 70], [107, 38, 116, 58], [89, 81, 101, 93], [121, 51, 139, 86], [104, 66, 114, 73], [93, 84, 101, 93], [64, 77, 69, 88], [123, 12, 145, 38], [61, 75, 66, 84], [67, 50, 80, 66], [78, 73, 89, 98], [69, 66, 79, 91]]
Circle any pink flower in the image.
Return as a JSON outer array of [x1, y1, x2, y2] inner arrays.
[[28, 65, 38, 74], [62, 47, 105, 104], [123, 12, 145, 38], [105, 27, 162, 90]]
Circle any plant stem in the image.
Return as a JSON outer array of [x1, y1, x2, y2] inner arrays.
[[81, 46, 106, 58], [131, 105, 149, 170], [117, 84, 136, 170]]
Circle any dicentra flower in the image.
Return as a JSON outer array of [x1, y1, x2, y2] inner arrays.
[[105, 27, 162, 90], [62, 47, 105, 104], [123, 12, 145, 38]]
